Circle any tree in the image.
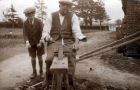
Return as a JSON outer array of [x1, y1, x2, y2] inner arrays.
[[3, 4, 18, 23], [93, 1, 107, 30], [35, 0, 47, 23], [2, 4, 21, 32], [73, 0, 96, 26], [72, 0, 108, 28]]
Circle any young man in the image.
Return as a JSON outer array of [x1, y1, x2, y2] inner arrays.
[[23, 7, 44, 79], [42, 0, 86, 87]]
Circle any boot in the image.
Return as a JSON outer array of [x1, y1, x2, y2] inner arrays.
[[41, 73, 49, 90], [30, 58, 37, 79], [30, 70, 37, 79], [39, 70, 44, 78]]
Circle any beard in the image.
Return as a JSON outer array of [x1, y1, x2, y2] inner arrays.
[[59, 9, 69, 16]]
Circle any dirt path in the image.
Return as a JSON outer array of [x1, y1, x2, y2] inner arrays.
[[0, 31, 140, 90], [76, 58, 140, 89], [76, 31, 140, 90], [0, 53, 32, 89], [0, 53, 46, 90]]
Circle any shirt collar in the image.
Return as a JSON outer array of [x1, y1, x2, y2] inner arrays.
[[28, 18, 35, 24], [59, 12, 65, 17]]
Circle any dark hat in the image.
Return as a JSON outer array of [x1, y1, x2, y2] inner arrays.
[[23, 7, 36, 14]]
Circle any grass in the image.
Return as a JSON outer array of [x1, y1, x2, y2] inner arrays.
[[0, 38, 24, 47], [0, 45, 26, 61], [0, 28, 23, 35], [0, 28, 26, 62]]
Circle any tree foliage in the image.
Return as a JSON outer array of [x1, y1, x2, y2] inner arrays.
[[72, 0, 108, 26], [2, 4, 23, 28], [35, 0, 47, 23], [3, 4, 17, 22]]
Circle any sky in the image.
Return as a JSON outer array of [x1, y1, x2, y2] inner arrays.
[[0, 0, 124, 23]]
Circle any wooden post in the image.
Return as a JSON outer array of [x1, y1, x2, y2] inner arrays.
[[50, 43, 69, 90], [77, 36, 140, 62]]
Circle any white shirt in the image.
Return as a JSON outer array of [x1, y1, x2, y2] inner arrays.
[[42, 12, 86, 41]]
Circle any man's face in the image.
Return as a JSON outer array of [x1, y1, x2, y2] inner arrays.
[[25, 12, 35, 20], [59, 3, 71, 16]]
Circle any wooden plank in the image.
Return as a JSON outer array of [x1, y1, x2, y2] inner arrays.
[[50, 56, 68, 73], [56, 74, 63, 90], [58, 44, 63, 60], [64, 74, 70, 90], [51, 74, 56, 90]]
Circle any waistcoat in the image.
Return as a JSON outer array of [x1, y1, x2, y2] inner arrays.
[[50, 11, 75, 44]]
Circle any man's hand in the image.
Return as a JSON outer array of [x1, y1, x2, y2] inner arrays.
[[73, 38, 79, 51], [37, 43, 42, 47], [44, 36, 53, 42], [25, 41, 31, 48], [37, 40, 43, 47], [73, 43, 79, 50]]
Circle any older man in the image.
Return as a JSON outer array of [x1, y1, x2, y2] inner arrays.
[[23, 7, 44, 79], [42, 0, 86, 86]]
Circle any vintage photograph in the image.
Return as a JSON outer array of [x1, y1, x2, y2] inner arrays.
[[0, 0, 140, 90]]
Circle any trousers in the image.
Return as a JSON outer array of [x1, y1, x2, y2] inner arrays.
[[45, 40, 76, 81]]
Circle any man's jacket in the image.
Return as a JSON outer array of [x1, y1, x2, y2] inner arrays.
[[23, 18, 43, 45]]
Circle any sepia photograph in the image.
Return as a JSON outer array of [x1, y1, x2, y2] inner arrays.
[[0, 0, 140, 90]]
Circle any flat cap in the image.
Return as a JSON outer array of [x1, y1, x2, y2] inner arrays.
[[59, 0, 73, 5], [23, 7, 36, 14]]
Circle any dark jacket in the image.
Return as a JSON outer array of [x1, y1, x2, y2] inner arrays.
[[23, 18, 43, 45]]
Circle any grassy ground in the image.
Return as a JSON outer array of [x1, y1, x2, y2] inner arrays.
[[0, 28, 26, 62], [0, 28, 23, 35], [101, 51, 140, 76], [0, 40, 26, 61]]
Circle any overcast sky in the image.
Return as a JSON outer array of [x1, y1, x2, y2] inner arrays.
[[0, 0, 124, 23]]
